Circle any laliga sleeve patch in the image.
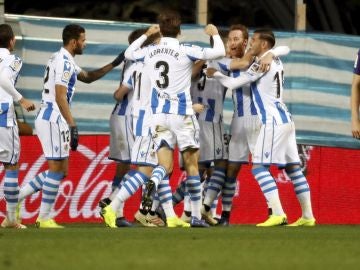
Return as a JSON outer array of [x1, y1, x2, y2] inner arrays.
[[248, 62, 260, 76], [61, 61, 72, 83], [10, 56, 22, 72]]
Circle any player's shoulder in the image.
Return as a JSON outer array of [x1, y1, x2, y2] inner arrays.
[[212, 57, 231, 72], [181, 43, 203, 51]]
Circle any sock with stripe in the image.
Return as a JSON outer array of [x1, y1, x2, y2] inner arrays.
[[38, 171, 64, 220], [150, 194, 160, 213], [286, 167, 314, 219], [111, 175, 121, 191], [158, 177, 176, 218], [203, 167, 226, 208], [110, 170, 148, 213], [150, 165, 167, 187], [221, 176, 237, 212], [18, 170, 48, 201], [211, 197, 219, 217], [3, 170, 20, 223], [109, 170, 135, 201], [186, 175, 202, 219], [172, 180, 186, 205], [252, 166, 284, 216]]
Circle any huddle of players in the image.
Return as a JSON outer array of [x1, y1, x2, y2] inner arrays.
[[1, 10, 315, 228], [99, 11, 315, 228]]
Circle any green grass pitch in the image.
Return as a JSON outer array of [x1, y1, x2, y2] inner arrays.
[[1, 224, 359, 270]]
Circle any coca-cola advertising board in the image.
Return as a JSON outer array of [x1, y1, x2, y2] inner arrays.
[[1, 135, 360, 224]]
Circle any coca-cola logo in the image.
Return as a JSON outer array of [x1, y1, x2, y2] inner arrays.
[[0, 137, 114, 222]]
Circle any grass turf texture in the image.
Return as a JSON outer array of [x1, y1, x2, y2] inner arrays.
[[0, 225, 359, 270]]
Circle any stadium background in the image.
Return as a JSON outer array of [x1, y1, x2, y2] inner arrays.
[[0, 13, 360, 224]]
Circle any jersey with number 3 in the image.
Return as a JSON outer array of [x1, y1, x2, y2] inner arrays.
[[39, 47, 81, 122], [131, 37, 221, 116]]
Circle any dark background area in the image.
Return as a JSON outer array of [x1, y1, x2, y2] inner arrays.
[[5, 0, 360, 35]]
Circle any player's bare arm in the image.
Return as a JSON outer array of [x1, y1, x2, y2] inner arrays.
[[351, 73, 360, 139], [192, 103, 205, 113], [77, 49, 125, 83], [205, 67, 217, 78], [18, 98, 35, 112], [192, 60, 206, 80], [55, 84, 76, 127], [113, 84, 130, 102], [77, 63, 114, 83], [229, 50, 254, 70]]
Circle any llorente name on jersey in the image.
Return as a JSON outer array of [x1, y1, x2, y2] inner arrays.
[[149, 48, 179, 60]]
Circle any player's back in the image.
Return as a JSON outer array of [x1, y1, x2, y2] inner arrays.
[[112, 61, 136, 117], [191, 59, 227, 123], [144, 37, 196, 115]]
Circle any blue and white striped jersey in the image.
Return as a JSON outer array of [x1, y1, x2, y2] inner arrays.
[[0, 48, 22, 127], [214, 55, 292, 125], [38, 47, 81, 122], [128, 62, 152, 137], [125, 35, 225, 116], [230, 68, 258, 118], [191, 59, 229, 123], [111, 61, 135, 118]]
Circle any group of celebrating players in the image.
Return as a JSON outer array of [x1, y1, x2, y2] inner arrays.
[[0, 10, 316, 229]]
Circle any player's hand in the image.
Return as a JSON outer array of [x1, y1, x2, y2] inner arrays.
[[192, 103, 205, 113], [258, 53, 273, 72], [19, 98, 35, 112], [205, 67, 217, 78], [111, 50, 125, 67], [70, 126, 79, 151], [205, 24, 219, 36], [146, 24, 160, 36], [351, 119, 360, 139]]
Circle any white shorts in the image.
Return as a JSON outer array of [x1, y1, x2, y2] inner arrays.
[[198, 120, 228, 163], [35, 116, 70, 160], [253, 121, 300, 167], [151, 114, 200, 152], [0, 125, 20, 165], [109, 114, 134, 163], [228, 115, 261, 163], [131, 135, 157, 167]]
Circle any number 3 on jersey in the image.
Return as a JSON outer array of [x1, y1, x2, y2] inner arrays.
[[155, 61, 169, 89]]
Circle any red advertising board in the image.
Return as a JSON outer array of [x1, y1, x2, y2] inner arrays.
[[1, 135, 360, 224]]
